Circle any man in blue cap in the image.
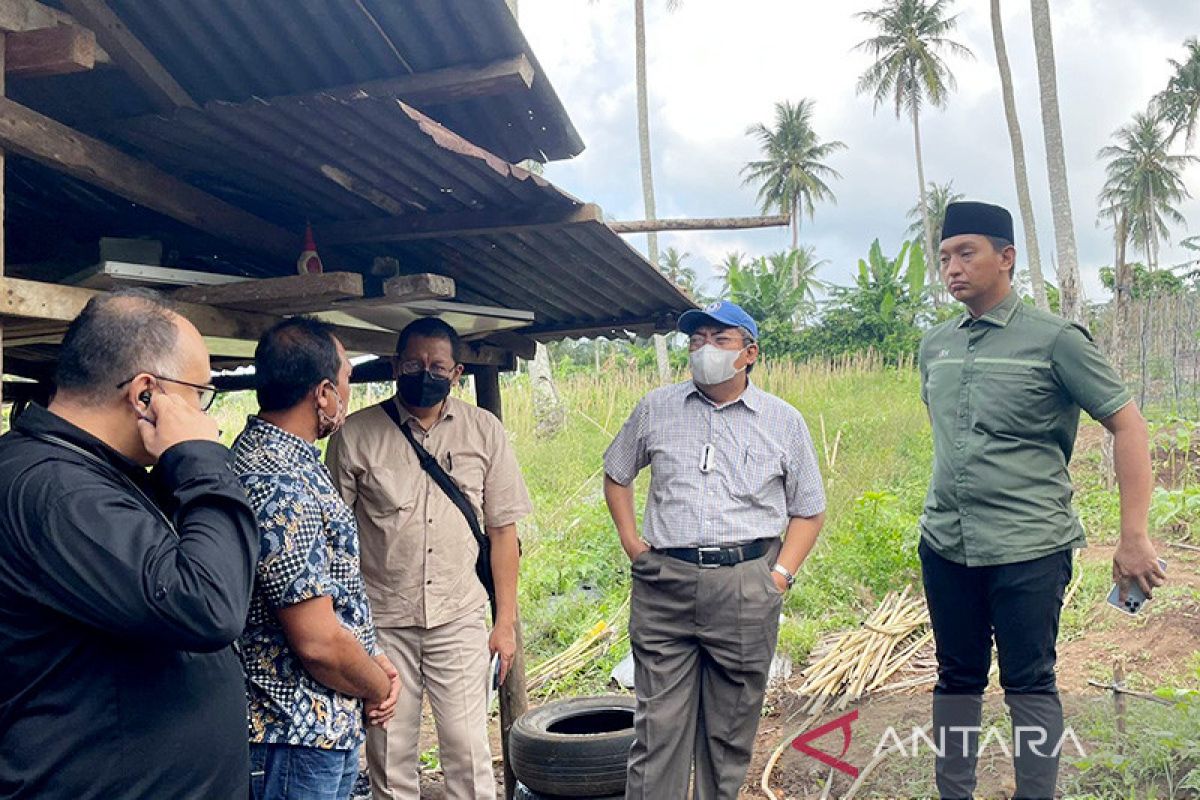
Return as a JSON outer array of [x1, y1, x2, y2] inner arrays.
[[604, 301, 826, 799]]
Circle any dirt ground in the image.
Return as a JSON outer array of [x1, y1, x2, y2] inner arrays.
[[394, 545, 1198, 799], [748, 540, 1200, 799], [403, 433, 1200, 799]]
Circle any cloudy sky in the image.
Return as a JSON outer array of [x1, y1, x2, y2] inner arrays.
[[518, 0, 1200, 301]]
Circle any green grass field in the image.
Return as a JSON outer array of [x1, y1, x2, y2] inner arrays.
[[207, 359, 1195, 699]]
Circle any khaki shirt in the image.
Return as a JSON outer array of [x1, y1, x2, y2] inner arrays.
[[918, 292, 1131, 567], [327, 396, 532, 629]]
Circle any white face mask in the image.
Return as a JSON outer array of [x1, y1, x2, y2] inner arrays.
[[689, 344, 746, 386]]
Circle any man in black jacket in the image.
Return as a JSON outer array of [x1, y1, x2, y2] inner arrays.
[[0, 289, 259, 799]]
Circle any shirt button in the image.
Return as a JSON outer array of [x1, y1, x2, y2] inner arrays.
[[426, 580, 432, 585], [428, 548, 433, 553], [968, 345, 976, 352], [153, 585, 167, 601]]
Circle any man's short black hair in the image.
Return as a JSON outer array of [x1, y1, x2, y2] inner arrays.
[[986, 235, 1016, 281], [55, 288, 180, 404], [395, 317, 461, 362], [255, 317, 342, 413], [986, 235, 1014, 253]]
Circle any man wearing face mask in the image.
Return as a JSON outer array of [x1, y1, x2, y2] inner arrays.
[[231, 318, 399, 800], [604, 301, 826, 800], [328, 317, 530, 800]]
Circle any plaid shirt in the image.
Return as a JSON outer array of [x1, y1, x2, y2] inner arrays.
[[231, 417, 379, 750], [604, 380, 825, 548]]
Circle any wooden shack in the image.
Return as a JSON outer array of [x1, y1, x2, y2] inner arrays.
[[0, 1, 695, 795]]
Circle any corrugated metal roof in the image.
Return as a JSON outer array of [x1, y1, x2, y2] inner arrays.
[[11, 91, 692, 338], [3, 0, 693, 371], [35, 0, 582, 163]]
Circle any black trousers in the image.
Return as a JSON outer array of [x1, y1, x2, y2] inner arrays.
[[919, 539, 1073, 800]]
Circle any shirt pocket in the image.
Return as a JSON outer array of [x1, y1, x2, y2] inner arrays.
[[973, 361, 1054, 436], [357, 468, 417, 519], [730, 447, 781, 503]]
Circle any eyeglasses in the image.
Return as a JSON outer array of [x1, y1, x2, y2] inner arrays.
[[687, 332, 753, 350], [117, 375, 218, 412], [396, 360, 457, 380]]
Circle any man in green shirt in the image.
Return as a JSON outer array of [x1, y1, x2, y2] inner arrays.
[[918, 201, 1165, 800]]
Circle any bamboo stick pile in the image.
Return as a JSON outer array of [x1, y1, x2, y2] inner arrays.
[[525, 598, 629, 693], [793, 587, 933, 717]]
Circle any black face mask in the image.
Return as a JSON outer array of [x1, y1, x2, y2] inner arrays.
[[397, 371, 452, 408]]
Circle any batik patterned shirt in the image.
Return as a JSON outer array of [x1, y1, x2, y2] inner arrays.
[[231, 416, 380, 750]]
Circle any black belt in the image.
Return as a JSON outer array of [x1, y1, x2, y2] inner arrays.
[[655, 538, 770, 568]]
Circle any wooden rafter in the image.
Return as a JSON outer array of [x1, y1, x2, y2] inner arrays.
[[608, 214, 791, 234], [0, 95, 297, 259], [0, 0, 110, 63], [0, 276, 397, 355], [59, 0, 196, 111], [265, 54, 536, 108], [316, 203, 602, 246], [5, 24, 95, 78], [172, 272, 365, 315]]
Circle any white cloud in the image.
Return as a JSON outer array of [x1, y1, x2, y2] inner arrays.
[[521, 0, 1200, 302]]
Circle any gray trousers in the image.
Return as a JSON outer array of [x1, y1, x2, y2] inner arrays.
[[625, 546, 783, 800]]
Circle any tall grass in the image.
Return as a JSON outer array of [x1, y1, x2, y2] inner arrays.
[[502, 360, 931, 693], [205, 358, 1192, 699]]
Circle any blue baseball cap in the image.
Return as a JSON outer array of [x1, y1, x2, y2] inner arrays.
[[677, 300, 759, 341]]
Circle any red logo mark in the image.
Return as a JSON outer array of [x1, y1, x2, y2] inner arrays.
[[790, 710, 860, 779]]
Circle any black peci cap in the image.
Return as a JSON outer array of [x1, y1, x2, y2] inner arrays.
[[941, 201, 1014, 243]]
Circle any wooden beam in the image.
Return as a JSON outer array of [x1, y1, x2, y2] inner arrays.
[[331, 273, 457, 309], [0, 96, 297, 259], [526, 315, 678, 340], [608, 214, 790, 234], [0, 277, 397, 355], [471, 364, 529, 800], [5, 24, 94, 78], [476, 330, 537, 360], [317, 203, 602, 246], [381, 273, 455, 303], [172, 272, 364, 314], [264, 55, 535, 108], [59, 0, 196, 111], [0, 0, 110, 63]]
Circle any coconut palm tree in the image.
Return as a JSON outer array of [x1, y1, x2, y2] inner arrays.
[[588, 0, 683, 379], [659, 246, 700, 295], [1029, 0, 1084, 323], [1155, 37, 1200, 150], [741, 100, 846, 254], [1098, 111, 1198, 271], [905, 181, 963, 241], [636, 0, 682, 382], [855, 0, 972, 296], [990, 0, 1049, 311]]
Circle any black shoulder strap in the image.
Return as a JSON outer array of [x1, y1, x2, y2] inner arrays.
[[379, 401, 495, 611]]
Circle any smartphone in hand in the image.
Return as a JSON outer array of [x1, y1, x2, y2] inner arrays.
[[1107, 558, 1167, 615], [486, 653, 501, 707]]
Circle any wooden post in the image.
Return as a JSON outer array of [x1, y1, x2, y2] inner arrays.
[[1114, 659, 1127, 741], [473, 365, 528, 800]]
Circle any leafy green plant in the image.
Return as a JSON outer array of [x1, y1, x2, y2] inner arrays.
[[1150, 486, 1200, 537]]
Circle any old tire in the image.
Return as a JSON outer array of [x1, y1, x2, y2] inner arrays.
[[513, 781, 622, 800], [508, 695, 635, 797]]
